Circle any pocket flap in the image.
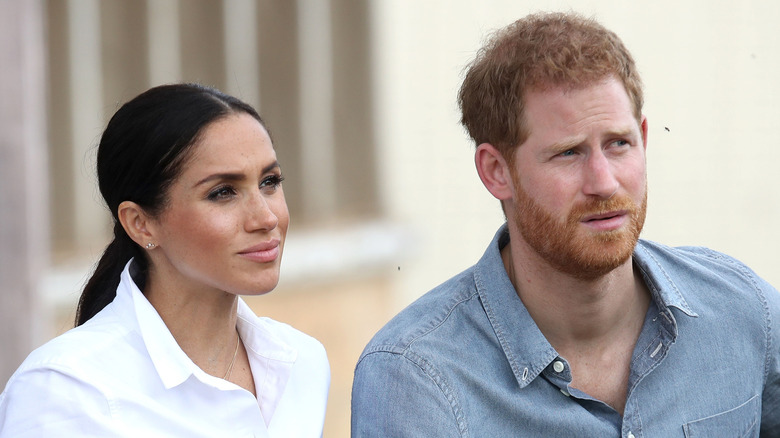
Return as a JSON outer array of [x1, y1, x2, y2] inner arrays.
[[683, 394, 760, 438]]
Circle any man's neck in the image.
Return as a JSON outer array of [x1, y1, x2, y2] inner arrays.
[[501, 238, 648, 347], [501, 237, 651, 414]]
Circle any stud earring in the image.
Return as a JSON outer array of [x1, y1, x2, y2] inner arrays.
[[145, 243, 156, 249]]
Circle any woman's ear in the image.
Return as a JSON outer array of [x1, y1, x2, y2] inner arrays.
[[475, 143, 514, 200], [117, 201, 156, 248]]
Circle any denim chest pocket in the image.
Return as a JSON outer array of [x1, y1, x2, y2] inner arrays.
[[682, 394, 760, 438]]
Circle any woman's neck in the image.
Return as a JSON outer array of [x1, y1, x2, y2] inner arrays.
[[144, 267, 240, 378]]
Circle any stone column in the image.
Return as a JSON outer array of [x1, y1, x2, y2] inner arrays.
[[0, 0, 48, 383]]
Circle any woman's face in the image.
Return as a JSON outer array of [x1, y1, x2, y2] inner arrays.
[[148, 113, 289, 296]]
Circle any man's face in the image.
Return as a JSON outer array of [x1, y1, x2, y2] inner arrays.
[[508, 77, 648, 280]]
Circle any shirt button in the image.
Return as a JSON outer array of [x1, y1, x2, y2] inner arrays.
[[627, 432, 635, 438], [553, 360, 565, 373]]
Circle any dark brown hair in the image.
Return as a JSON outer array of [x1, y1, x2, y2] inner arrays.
[[76, 83, 265, 326]]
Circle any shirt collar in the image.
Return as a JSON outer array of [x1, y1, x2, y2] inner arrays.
[[633, 240, 697, 318], [235, 299, 297, 424], [473, 224, 697, 389], [119, 261, 200, 389], [118, 260, 299, 403], [235, 299, 297, 364], [473, 225, 558, 389]]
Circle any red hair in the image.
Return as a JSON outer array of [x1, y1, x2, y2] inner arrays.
[[458, 12, 643, 161]]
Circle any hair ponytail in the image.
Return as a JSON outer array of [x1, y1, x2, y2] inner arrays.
[[73, 83, 264, 326], [75, 224, 147, 326]]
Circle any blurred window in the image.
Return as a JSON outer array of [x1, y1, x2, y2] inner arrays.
[[45, 0, 379, 266]]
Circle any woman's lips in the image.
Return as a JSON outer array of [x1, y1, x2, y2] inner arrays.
[[238, 239, 281, 263]]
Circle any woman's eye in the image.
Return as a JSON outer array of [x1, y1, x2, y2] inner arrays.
[[260, 174, 285, 192], [207, 186, 237, 201]]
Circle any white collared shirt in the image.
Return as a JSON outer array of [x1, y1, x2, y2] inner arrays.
[[0, 262, 330, 437]]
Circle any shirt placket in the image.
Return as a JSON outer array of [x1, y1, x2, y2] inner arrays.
[[621, 303, 678, 438]]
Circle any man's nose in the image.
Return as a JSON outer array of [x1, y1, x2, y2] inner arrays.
[[582, 151, 619, 198]]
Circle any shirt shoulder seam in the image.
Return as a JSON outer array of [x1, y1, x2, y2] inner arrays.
[[667, 245, 774, 384], [357, 348, 469, 436], [365, 286, 480, 355], [7, 361, 117, 419]]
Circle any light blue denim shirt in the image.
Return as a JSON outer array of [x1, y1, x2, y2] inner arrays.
[[352, 224, 780, 437]]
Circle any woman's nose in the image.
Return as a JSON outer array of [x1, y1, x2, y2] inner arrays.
[[244, 193, 279, 232]]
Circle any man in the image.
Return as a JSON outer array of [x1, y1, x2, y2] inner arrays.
[[351, 12, 780, 437]]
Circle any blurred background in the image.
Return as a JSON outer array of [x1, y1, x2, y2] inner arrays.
[[2, 0, 779, 436]]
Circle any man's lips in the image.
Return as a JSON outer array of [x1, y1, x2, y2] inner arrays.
[[582, 210, 628, 222], [238, 239, 281, 263], [580, 210, 629, 231]]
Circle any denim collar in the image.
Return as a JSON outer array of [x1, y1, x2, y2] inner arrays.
[[633, 240, 697, 318], [473, 224, 697, 389]]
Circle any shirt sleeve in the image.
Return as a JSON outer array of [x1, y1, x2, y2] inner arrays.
[[0, 365, 116, 437], [761, 282, 780, 437], [351, 350, 464, 437]]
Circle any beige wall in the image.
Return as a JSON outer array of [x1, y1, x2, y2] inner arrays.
[[372, 1, 780, 308]]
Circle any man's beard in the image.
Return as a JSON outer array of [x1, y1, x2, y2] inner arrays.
[[512, 179, 647, 281]]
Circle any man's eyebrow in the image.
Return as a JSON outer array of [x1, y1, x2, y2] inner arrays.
[[193, 161, 280, 187], [546, 128, 638, 153], [546, 137, 583, 154], [606, 127, 636, 138]]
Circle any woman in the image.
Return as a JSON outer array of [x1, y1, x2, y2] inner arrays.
[[0, 84, 330, 437]]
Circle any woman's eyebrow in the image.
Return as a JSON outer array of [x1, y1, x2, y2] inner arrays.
[[194, 172, 245, 187], [193, 161, 280, 187]]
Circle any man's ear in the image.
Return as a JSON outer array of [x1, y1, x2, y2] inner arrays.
[[475, 143, 514, 201], [640, 115, 648, 151], [117, 201, 156, 248]]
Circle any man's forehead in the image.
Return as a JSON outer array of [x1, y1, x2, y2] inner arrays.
[[524, 75, 622, 100], [520, 80, 642, 143]]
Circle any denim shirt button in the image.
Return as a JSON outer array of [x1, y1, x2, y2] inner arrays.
[[553, 360, 565, 373], [627, 432, 635, 438]]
